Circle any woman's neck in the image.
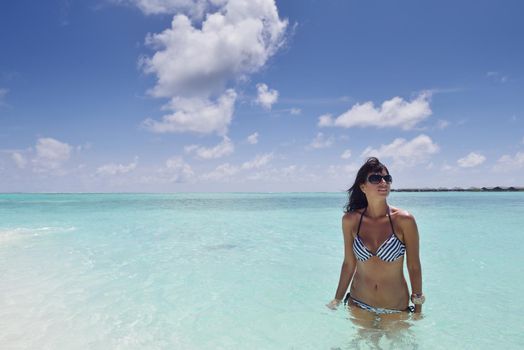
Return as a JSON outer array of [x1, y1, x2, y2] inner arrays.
[[366, 200, 389, 219]]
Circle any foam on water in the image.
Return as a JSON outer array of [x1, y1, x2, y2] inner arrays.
[[1, 193, 523, 349], [0, 226, 76, 244]]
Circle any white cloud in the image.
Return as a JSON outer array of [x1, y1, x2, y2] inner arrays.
[[255, 83, 278, 110], [436, 119, 450, 129], [201, 162, 239, 181], [290, 108, 301, 115], [137, 1, 287, 136], [96, 157, 138, 175], [319, 92, 432, 130], [164, 156, 195, 182], [493, 152, 524, 172], [141, 3, 287, 98], [457, 152, 486, 168], [241, 153, 273, 169], [247, 132, 259, 144], [199, 152, 273, 181], [317, 113, 333, 127], [116, 0, 225, 18], [185, 136, 234, 159], [76, 142, 92, 152], [0, 88, 8, 106], [327, 163, 360, 177], [486, 71, 508, 83], [361, 134, 439, 168], [340, 149, 352, 159], [11, 152, 27, 169], [142, 89, 237, 135], [246, 164, 300, 181], [32, 137, 72, 172], [309, 132, 334, 149], [441, 163, 456, 172]]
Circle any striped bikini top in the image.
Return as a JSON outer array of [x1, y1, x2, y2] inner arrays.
[[352, 207, 406, 262]]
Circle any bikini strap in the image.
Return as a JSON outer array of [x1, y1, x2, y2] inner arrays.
[[387, 206, 397, 235], [356, 207, 367, 234]]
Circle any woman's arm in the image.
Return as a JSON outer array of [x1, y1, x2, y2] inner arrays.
[[401, 212, 423, 313], [327, 214, 357, 309]]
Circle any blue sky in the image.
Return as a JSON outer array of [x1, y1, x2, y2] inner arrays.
[[1, 0, 523, 192]]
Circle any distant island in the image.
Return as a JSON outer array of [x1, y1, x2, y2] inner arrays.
[[391, 186, 524, 192]]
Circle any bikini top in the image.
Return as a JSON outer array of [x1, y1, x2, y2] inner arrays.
[[352, 207, 406, 262]]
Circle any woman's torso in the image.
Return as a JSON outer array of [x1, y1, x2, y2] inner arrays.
[[349, 207, 410, 310]]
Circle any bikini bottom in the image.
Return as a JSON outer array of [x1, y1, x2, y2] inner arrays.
[[344, 293, 415, 314]]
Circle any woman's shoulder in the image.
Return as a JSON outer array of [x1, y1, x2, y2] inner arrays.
[[390, 206, 416, 223], [342, 208, 365, 221], [342, 211, 361, 237], [342, 209, 365, 228]]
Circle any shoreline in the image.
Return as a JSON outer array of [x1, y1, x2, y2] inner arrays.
[[391, 187, 524, 192], [1, 187, 524, 194]]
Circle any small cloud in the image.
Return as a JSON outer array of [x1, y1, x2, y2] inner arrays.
[[309, 132, 334, 149], [340, 149, 352, 159], [0, 88, 9, 106], [76, 142, 92, 152], [441, 163, 456, 172], [361, 134, 439, 169], [436, 119, 450, 129], [142, 90, 237, 136], [118, 0, 221, 19], [457, 152, 486, 168], [493, 151, 524, 172], [11, 152, 27, 169], [290, 108, 301, 115], [255, 83, 279, 110], [164, 156, 195, 182], [241, 153, 273, 170], [247, 132, 259, 145], [32, 137, 72, 172], [327, 163, 360, 178], [486, 71, 508, 83], [96, 157, 138, 176], [185, 136, 234, 160], [317, 113, 333, 127], [201, 163, 239, 181], [319, 92, 432, 130]]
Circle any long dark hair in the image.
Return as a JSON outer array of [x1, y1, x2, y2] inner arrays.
[[344, 157, 390, 212]]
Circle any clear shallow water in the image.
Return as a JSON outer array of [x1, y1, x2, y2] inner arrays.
[[1, 192, 523, 349]]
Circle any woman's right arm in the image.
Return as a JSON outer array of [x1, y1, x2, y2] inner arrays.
[[326, 214, 357, 309]]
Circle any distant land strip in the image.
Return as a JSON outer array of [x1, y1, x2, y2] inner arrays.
[[392, 186, 524, 192]]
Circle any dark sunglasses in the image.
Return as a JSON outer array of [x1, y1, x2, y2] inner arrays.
[[367, 174, 393, 184]]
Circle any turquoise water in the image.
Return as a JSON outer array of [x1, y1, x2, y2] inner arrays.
[[1, 192, 523, 349]]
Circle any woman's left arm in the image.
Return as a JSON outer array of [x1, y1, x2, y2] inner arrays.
[[401, 212, 423, 313]]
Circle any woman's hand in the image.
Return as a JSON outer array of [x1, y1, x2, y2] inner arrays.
[[326, 299, 342, 310]]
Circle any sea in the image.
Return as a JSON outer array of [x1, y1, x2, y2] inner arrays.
[[1, 192, 523, 349]]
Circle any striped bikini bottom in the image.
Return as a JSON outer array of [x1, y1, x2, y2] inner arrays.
[[344, 293, 415, 314]]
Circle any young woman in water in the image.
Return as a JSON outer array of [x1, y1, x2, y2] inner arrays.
[[326, 157, 424, 316]]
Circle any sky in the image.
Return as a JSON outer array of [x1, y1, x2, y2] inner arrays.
[[0, 0, 523, 192]]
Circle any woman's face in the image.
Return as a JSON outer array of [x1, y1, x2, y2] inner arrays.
[[359, 169, 391, 198]]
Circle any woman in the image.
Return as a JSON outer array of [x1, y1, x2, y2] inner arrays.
[[326, 157, 424, 315]]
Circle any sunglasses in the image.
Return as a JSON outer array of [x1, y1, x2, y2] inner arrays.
[[367, 174, 393, 184]]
